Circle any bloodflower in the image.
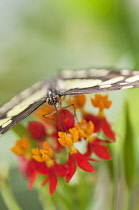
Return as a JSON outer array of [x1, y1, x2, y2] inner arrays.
[[31, 142, 68, 195], [75, 119, 94, 139], [11, 93, 116, 195], [65, 151, 97, 183], [67, 94, 86, 110], [56, 109, 75, 131], [28, 121, 47, 141], [91, 94, 112, 110], [58, 127, 96, 182], [84, 94, 115, 141], [85, 137, 112, 160], [11, 137, 30, 156]]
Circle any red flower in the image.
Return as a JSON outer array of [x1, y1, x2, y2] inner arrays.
[[18, 157, 68, 195], [11, 93, 116, 196], [66, 151, 96, 183], [85, 138, 112, 160], [56, 109, 75, 131], [28, 121, 47, 141], [84, 113, 115, 141], [41, 162, 68, 195]]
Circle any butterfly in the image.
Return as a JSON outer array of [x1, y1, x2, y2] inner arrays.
[[0, 68, 139, 136]]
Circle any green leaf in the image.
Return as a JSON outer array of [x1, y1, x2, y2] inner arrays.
[[12, 123, 29, 139], [123, 102, 136, 189]]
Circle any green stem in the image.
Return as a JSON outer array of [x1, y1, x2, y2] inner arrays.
[[0, 178, 22, 210], [35, 184, 56, 210]]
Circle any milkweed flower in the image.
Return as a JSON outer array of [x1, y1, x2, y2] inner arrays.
[[58, 127, 97, 182], [84, 94, 115, 141], [85, 137, 112, 160], [75, 119, 94, 139], [28, 121, 47, 141], [11, 93, 116, 195]]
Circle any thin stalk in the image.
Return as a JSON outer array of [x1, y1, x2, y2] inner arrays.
[[0, 178, 22, 210]]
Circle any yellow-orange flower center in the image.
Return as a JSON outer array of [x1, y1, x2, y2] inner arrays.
[[32, 142, 54, 165], [58, 127, 79, 147], [75, 119, 94, 138], [91, 94, 112, 110], [11, 137, 30, 156]]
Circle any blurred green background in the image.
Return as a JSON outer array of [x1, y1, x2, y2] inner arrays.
[[1, 0, 139, 209]]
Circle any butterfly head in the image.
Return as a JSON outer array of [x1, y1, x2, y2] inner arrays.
[[46, 89, 61, 108]]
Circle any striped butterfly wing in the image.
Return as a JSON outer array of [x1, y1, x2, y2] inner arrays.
[[59, 68, 139, 95], [0, 68, 139, 136], [0, 79, 49, 136]]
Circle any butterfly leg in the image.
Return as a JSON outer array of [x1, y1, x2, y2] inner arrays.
[[62, 104, 79, 124], [43, 106, 66, 132]]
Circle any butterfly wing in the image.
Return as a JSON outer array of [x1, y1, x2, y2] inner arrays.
[[0, 79, 50, 136], [0, 79, 48, 119], [0, 98, 46, 136], [58, 68, 139, 95], [1, 68, 139, 136]]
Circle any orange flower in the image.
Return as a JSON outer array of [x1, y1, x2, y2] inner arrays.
[[34, 104, 56, 123], [11, 137, 30, 156], [91, 94, 112, 110], [75, 119, 94, 138], [67, 94, 86, 109], [32, 142, 54, 166], [58, 127, 79, 147]]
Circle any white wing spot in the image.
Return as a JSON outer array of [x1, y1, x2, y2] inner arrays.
[[100, 76, 124, 85], [60, 79, 83, 89], [0, 118, 11, 126], [121, 85, 134, 89], [61, 70, 75, 78], [74, 70, 87, 78], [99, 84, 112, 88], [125, 75, 139, 83], [20, 88, 32, 97], [62, 79, 102, 89], [132, 71, 139, 75], [121, 69, 130, 75], [2, 119, 12, 128], [89, 69, 109, 77], [7, 105, 28, 117], [77, 79, 102, 88], [119, 82, 128, 85]]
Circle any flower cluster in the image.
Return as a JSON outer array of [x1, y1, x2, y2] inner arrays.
[[11, 94, 116, 195]]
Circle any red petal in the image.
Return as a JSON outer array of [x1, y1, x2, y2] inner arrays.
[[56, 109, 75, 131], [31, 159, 49, 175], [28, 169, 37, 189], [28, 160, 38, 189], [54, 163, 68, 177], [84, 144, 92, 157], [88, 158, 99, 162], [84, 113, 101, 132], [49, 171, 58, 195], [75, 152, 95, 172], [66, 155, 76, 183], [102, 118, 116, 141], [90, 141, 112, 160], [28, 121, 46, 141]]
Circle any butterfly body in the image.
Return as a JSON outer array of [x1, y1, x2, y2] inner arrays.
[[46, 89, 61, 107], [0, 68, 139, 136]]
